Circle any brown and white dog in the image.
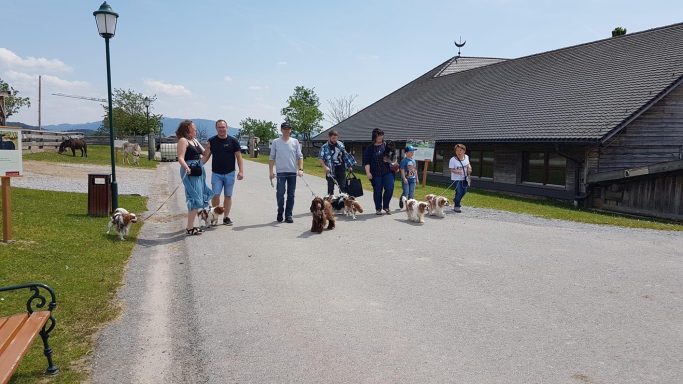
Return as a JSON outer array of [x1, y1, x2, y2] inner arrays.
[[343, 196, 364, 220], [198, 206, 225, 228], [310, 196, 336, 233], [425, 194, 450, 218], [107, 207, 138, 240], [402, 196, 430, 224]]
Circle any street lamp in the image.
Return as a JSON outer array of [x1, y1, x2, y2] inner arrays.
[[143, 96, 153, 160], [93, 1, 119, 210]]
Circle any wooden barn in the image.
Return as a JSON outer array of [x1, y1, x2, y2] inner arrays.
[[316, 23, 683, 221]]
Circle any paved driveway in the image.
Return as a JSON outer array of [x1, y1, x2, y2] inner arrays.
[[92, 159, 683, 383]]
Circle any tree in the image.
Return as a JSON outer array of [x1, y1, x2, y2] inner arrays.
[[0, 77, 31, 125], [326, 94, 358, 125], [612, 27, 627, 37], [100, 89, 163, 137], [281, 86, 324, 149], [238, 117, 278, 144]]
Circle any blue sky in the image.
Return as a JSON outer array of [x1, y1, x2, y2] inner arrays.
[[3, 0, 682, 129]]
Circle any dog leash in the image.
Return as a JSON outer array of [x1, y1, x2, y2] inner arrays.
[[435, 180, 456, 197], [141, 172, 187, 221], [300, 174, 319, 197]]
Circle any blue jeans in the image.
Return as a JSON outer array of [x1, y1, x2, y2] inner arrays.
[[401, 178, 416, 200], [371, 172, 395, 211], [453, 180, 468, 208], [276, 172, 297, 218]]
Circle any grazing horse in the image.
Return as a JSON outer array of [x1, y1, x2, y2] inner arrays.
[[58, 138, 88, 157]]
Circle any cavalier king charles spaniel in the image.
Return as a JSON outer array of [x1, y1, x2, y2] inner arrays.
[[401, 196, 430, 224], [198, 206, 226, 228], [310, 196, 336, 233], [425, 194, 450, 218], [107, 207, 138, 240], [324, 193, 364, 220]]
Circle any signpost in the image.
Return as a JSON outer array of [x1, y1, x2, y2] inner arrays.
[[0, 127, 22, 242], [407, 140, 435, 187]]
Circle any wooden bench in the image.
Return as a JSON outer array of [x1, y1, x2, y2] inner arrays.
[[0, 283, 58, 384]]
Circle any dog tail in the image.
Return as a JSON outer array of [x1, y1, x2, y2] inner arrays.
[[353, 201, 363, 213]]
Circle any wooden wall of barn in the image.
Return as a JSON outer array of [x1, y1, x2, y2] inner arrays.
[[590, 170, 683, 221], [597, 84, 683, 173]]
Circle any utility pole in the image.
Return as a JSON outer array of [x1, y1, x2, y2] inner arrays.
[[38, 75, 42, 130]]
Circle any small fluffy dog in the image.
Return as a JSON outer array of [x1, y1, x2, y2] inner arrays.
[[197, 206, 225, 228], [343, 196, 364, 220], [310, 197, 336, 233], [107, 207, 138, 240], [324, 193, 363, 220], [425, 194, 450, 218], [402, 197, 430, 224]]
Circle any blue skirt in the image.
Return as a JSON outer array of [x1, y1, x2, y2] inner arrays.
[[180, 160, 212, 211]]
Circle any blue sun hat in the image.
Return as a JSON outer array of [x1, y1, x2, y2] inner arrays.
[[405, 145, 416, 152]]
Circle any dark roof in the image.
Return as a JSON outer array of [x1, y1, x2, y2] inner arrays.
[[319, 23, 683, 144]]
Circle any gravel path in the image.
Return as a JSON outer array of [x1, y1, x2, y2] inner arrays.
[[14, 160, 155, 195]]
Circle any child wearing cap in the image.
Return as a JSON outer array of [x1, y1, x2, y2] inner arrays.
[[399, 146, 418, 208]]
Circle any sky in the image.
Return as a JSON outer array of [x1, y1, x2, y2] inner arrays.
[[2, 0, 682, 129]]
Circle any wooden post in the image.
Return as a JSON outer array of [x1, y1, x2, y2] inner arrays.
[[1, 176, 11, 242], [422, 160, 430, 188]]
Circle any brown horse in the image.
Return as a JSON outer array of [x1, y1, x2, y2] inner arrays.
[[58, 138, 88, 157]]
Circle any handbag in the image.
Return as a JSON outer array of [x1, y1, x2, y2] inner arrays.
[[189, 164, 203, 176], [346, 171, 364, 197], [457, 158, 471, 187]]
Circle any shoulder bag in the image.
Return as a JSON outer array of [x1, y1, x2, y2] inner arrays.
[[346, 170, 364, 197]]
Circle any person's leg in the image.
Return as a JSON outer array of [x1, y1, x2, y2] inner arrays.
[[326, 175, 335, 195], [382, 172, 395, 211], [222, 172, 236, 224], [211, 172, 224, 208], [276, 174, 285, 221], [453, 181, 465, 211], [285, 174, 297, 220], [187, 209, 197, 229], [371, 176, 383, 212], [335, 166, 346, 194], [408, 178, 416, 199]]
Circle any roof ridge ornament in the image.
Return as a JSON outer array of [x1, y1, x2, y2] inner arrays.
[[454, 36, 466, 61]]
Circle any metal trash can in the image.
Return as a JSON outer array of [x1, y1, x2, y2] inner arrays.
[[88, 174, 112, 217]]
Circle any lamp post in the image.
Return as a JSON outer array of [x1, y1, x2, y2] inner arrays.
[[93, 1, 119, 210], [143, 96, 153, 160]]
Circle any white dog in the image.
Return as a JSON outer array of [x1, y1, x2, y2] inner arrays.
[[402, 196, 430, 224], [197, 206, 225, 228], [107, 207, 138, 240], [425, 194, 450, 218]]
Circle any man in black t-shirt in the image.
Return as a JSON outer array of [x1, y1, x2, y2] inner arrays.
[[202, 119, 244, 225]]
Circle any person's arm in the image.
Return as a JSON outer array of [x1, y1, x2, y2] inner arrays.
[[363, 145, 373, 179], [201, 140, 212, 165], [296, 140, 304, 177], [400, 162, 407, 183], [297, 158, 304, 177], [177, 138, 190, 174], [235, 151, 244, 180]]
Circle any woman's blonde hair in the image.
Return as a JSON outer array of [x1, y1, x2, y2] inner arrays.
[[454, 143, 466, 152]]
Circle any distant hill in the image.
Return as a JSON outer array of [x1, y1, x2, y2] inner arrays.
[[8, 118, 240, 138]]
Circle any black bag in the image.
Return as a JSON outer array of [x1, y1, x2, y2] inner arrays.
[[346, 171, 364, 197], [189, 164, 203, 176]]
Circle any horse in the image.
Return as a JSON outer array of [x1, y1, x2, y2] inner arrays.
[[58, 138, 88, 157]]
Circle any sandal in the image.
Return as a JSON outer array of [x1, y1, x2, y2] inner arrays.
[[186, 227, 202, 236], [384, 209, 392, 215]]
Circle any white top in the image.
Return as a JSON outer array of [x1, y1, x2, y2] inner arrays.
[[448, 154, 470, 181], [269, 137, 303, 173]]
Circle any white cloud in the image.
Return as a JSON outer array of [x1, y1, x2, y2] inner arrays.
[[144, 79, 192, 96], [0, 48, 71, 72], [277, 61, 287, 65], [248, 85, 269, 91], [4, 70, 89, 90], [224, 75, 233, 82]]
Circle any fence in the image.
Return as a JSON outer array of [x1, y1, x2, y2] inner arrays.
[[21, 130, 83, 153]]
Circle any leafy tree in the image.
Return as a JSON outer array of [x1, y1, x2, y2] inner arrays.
[[238, 117, 278, 144], [100, 89, 163, 137], [326, 94, 358, 125], [281, 86, 324, 149], [612, 27, 627, 37], [0, 77, 31, 125]]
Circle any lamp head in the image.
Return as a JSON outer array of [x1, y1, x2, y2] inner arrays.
[[93, 2, 119, 38]]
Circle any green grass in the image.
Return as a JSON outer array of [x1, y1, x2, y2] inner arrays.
[[0, 188, 147, 383], [23, 144, 158, 169], [248, 156, 682, 231]]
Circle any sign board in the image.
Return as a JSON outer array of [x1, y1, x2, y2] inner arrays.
[[407, 140, 435, 162], [0, 127, 22, 177]]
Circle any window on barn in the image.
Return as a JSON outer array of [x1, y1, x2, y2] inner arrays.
[[470, 150, 494, 179], [522, 151, 566, 186]]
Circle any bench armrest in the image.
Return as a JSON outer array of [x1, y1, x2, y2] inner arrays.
[[0, 283, 57, 314]]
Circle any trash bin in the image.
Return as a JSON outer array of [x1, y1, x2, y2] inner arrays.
[[88, 174, 112, 217]]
